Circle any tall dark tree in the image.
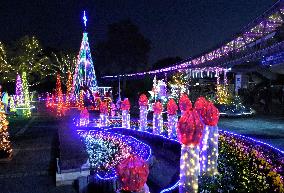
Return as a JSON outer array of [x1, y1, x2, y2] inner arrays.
[[96, 20, 151, 75]]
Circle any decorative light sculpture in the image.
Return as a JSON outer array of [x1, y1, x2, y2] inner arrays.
[[216, 84, 232, 105], [65, 71, 73, 107], [0, 96, 12, 158], [139, 94, 148, 131], [121, 98, 131, 129], [167, 98, 178, 139], [203, 102, 220, 175], [177, 109, 203, 193], [77, 90, 84, 110], [116, 155, 149, 193], [73, 11, 98, 96], [9, 96, 16, 112], [195, 98, 220, 175], [179, 93, 192, 116], [56, 73, 64, 117], [21, 72, 31, 117], [152, 101, 163, 135], [194, 97, 209, 174], [100, 102, 109, 127], [15, 74, 23, 106]]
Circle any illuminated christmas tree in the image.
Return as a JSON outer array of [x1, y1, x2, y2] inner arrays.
[[0, 96, 12, 158], [169, 72, 187, 101], [216, 84, 232, 105], [77, 90, 84, 110], [73, 11, 98, 96], [15, 74, 23, 106], [22, 72, 30, 107], [65, 71, 73, 107], [22, 72, 31, 117], [9, 96, 16, 112], [56, 73, 64, 116]]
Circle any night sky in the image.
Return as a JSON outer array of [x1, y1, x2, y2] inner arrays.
[[0, 0, 277, 64]]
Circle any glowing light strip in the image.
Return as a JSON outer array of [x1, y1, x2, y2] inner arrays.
[[219, 129, 284, 154], [96, 173, 117, 180], [79, 118, 284, 155], [102, 66, 226, 79], [102, 3, 284, 79], [15, 106, 36, 109], [160, 180, 180, 193]]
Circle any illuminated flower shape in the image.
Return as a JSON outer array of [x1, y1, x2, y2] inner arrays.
[[153, 101, 163, 114], [121, 98, 131, 111], [167, 99, 178, 115], [116, 155, 149, 192], [100, 102, 108, 114], [139, 94, 148, 106], [194, 96, 209, 119], [179, 93, 192, 111], [177, 109, 204, 146], [203, 102, 220, 126]]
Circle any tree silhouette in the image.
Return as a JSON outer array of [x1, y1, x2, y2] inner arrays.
[[96, 20, 151, 75], [152, 56, 183, 70]]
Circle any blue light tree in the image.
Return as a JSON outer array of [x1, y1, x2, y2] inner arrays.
[[73, 11, 98, 96]]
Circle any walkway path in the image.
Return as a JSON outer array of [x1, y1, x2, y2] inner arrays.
[[0, 114, 76, 193], [219, 115, 284, 151]]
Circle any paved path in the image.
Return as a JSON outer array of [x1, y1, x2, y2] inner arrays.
[[0, 115, 76, 193], [219, 115, 284, 151]]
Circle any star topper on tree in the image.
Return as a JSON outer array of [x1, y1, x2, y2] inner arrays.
[[83, 10, 87, 29]]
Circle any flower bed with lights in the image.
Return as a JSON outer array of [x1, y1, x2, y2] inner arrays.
[[95, 123, 283, 192], [75, 120, 284, 192], [199, 130, 284, 193], [77, 130, 151, 179], [108, 127, 284, 192]]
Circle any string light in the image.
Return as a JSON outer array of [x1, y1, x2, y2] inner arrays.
[[216, 84, 232, 105], [179, 93, 192, 116], [167, 99, 178, 139], [139, 94, 148, 131], [121, 99, 131, 129], [199, 125, 209, 174], [179, 145, 200, 193], [100, 102, 109, 127], [21, 72, 31, 117], [117, 155, 149, 192], [15, 74, 24, 106], [152, 101, 163, 135], [9, 96, 16, 112], [76, 130, 152, 179], [206, 125, 219, 175], [0, 95, 12, 159], [65, 71, 73, 107], [73, 29, 98, 95], [56, 73, 64, 117]]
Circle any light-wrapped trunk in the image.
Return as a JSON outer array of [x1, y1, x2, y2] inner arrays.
[[122, 110, 130, 129], [199, 125, 209, 174], [139, 106, 148, 131], [179, 145, 200, 193], [153, 113, 162, 135], [207, 125, 219, 175], [167, 114, 177, 138]]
